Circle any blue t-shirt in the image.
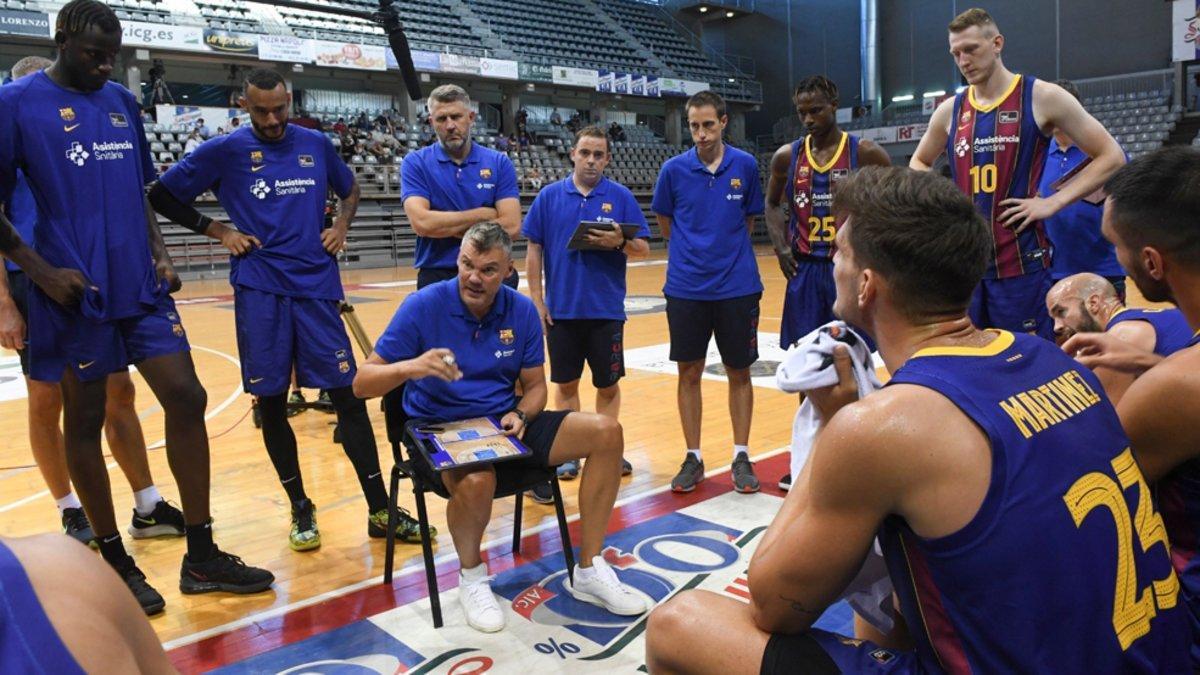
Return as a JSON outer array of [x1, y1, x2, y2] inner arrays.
[[1039, 140, 1125, 280], [400, 142, 519, 270], [522, 176, 649, 321], [3, 171, 36, 273], [0, 72, 160, 321], [652, 145, 764, 300], [159, 125, 354, 301], [374, 278, 543, 420]]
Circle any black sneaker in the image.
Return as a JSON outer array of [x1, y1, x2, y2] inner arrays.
[[529, 481, 555, 505], [671, 455, 705, 493], [731, 454, 760, 494], [779, 473, 792, 491], [180, 548, 275, 595], [61, 507, 95, 546], [116, 561, 165, 615], [129, 500, 186, 539]]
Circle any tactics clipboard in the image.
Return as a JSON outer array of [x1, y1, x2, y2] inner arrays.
[[409, 416, 532, 471]]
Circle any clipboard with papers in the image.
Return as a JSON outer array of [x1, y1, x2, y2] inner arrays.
[[410, 416, 532, 471], [567, 221, 643, 251], [1048, 156, 1107, 206]]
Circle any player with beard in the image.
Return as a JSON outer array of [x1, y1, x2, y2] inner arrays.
[[1062, 147, 1200, 666]]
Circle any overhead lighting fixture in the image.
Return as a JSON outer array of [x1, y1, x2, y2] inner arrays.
[[727, 77, 735, 82], [699, 6, 707, 12], [923, 90, 945, 98], [726, 10, 734, 17], [891, 94, 914, 102]]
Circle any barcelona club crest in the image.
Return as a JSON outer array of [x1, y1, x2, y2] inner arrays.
[[498, 328, 515, 345], [960, 109, 972, 124], [797, 166, 810, 177], [601, 202, 613, 213], [480, 168, 493, 179], [59, 107, 76, 122], [250, 150, 263, 164], [338, 360, 351, 373], [730, 178, 742, 190]]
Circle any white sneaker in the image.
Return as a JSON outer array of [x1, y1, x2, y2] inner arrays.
[[459, 575, 505, 633], [566, 556, 647, 616]]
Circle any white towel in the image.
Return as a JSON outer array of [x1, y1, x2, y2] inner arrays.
[[775, 321, 894, 633]]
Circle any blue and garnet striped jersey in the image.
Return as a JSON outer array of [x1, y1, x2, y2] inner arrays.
[[1106, 307, 1193, 358], [785, 132, 859, 258], [881, 331, 1189, 674], [948, 75, 1051, 280]]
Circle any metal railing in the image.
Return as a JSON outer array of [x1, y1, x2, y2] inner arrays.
[[1071, 69, 1173, 104]]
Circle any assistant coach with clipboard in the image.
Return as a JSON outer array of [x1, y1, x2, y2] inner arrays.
[[354, 222, 646, 634], [524, 125, 650, 490]]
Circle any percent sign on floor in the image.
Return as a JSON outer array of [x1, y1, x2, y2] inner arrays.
[[535, 637, 581, 659]]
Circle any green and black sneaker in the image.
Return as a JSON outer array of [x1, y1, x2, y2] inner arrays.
[[289, 498, 320, 552], [128, 500, 186, 539], [368, 507, 435, 544]]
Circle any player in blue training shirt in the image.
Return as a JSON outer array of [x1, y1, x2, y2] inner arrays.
[[652, 90, 764, 496], [1046, 272, 1191, 405], [647, 167, 1189, 674], [401, 84, 521, 290], [523, 125, 650, 495], [1064, 148, 1200, 667], [0, 54, 185, 549], [151, 68, 430, 550], [0, 0, 272, 615]]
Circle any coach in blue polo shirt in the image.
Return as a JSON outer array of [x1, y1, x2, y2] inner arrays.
[[355, 222, 646, 634], [1039, 80, 1127, 299], [401, 84, 521, 290], [653, 91, 764, 496], [524, 125, 650, 488]]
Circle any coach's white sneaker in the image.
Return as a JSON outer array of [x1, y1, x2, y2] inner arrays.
[[459, 566, 505, 633], [566, 556, 647, 616]]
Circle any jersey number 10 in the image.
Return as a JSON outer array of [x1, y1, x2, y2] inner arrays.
[[1062, 448, 1178, 651], [970, 163, 998, 194]]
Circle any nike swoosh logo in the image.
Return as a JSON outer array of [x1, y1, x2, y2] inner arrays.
[[249, 377, 264, 383], [79, 361, 96, 369], [368, 472, 382, 480], [64, 124, 80, 132], [251, 165, 266, 172]]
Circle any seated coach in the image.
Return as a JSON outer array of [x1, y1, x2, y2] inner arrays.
[[354, 222, 645, 634]]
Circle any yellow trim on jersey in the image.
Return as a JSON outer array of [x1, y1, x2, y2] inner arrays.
[[911, 329, 1015, 358], [968, 74, 1022, 114], [1105, 307, 1132, 331], [805, 131, 849, 174]]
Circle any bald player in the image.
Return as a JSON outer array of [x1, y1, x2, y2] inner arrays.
[[646, 166, 1188, 674], [1063, 147, 1200, 666], [911, 8, 1124, 340], [1047, 273, 1191, 404]]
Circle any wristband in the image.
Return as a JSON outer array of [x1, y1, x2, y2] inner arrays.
[[510, 408, 527, 423]]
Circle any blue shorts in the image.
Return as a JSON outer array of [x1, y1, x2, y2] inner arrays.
[[968, 269, 1053, 340], [26, 290, 189, 383], [761, 629, 919, 674], [781, 258, 836, 350], [0, 539, 85, 674], [234, 287, 355, 396]]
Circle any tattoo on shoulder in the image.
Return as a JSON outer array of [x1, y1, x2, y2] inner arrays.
[[780, 595, 822, 618]]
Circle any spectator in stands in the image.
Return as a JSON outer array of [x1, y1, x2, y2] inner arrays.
[[496, 135, 510, 152], [183, 130, 202, 157], [354, 111, 369, 130], [507, 134, 518, 151], [1039, 79, 1127, 300], [215, 126, 225, 136], [196, 118, 211, 139], [550, 110, 563, 127], [528, 166, 543, 191], [517, 106, 529, 137], [370, 122, 401, 152], [568, 112, 583, 132], [608, 121, 625, 143], [229, 117, 241, 131], [519, 133, 531, 149], [333, 117, 347, 134], [292, 110, 320, 130]]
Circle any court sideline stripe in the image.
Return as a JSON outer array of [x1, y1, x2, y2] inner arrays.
[[0, 345, 243, 514]]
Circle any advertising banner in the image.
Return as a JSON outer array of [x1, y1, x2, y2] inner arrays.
[[597, 70, 615, 93], [552, 65, 598, 88], [613, 72, 631, 95], [1174, 0, 1200, 61], [259, 35, 313, 63], [631, 75, 647, 96], [519, 62, 553, 83], [0, 9, 50, 37], [480, 57, 518, 80], [312, 40, 386, 70], [202, 28, 259, 56], [645, 76, 660, 98]]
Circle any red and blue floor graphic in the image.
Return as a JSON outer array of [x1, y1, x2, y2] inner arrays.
[[169, 452, 853, 673]]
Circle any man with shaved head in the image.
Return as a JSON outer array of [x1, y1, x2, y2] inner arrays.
[[1048, 272, 1191, 403]]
